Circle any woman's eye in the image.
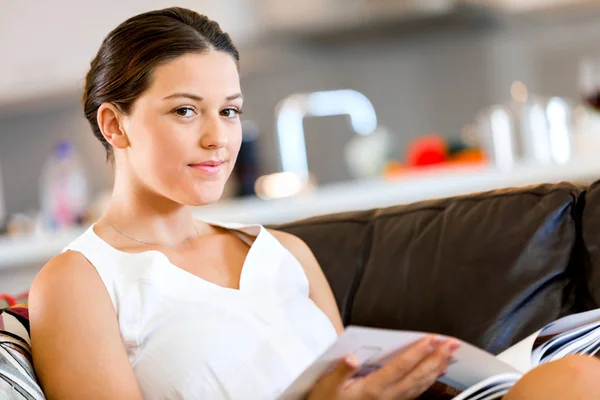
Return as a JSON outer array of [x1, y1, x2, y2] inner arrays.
[[221, 108, 242, 119], [174, 107, 196, 118]]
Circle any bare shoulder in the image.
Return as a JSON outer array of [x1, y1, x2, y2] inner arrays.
[[269, 230, 344, 334], [30, 252, 143, 399], [29, 251, 109, 332], [36, 250, 94, 277], [267, 229, 317, 268], [30, 251, 102, 300], [267, 229, 310, 251], [267, 229, 344, 333], [29, 250, 112, 327]]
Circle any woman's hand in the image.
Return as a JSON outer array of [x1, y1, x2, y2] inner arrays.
[[307, 335, 460, 400]]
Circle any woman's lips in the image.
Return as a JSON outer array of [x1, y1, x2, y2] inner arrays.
[[188, 161, 224, 174]]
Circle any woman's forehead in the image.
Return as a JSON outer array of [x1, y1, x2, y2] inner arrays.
[[146, 52, 241, 100]]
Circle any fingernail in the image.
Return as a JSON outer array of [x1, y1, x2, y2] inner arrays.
[[449, 341, 461, 352], [429, 335, 441, 349], [345, 354, 359, 368]]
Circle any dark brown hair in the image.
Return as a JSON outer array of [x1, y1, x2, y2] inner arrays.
[[83, 7, 240, 161]]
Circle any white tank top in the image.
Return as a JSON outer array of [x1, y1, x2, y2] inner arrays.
[[62, 221, 338, 399]]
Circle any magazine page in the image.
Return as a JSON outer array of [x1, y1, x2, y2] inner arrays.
[[496, 331, 541, 373], [277, 326, 519, 400], [450, 373, 521, 400], [531, 320, 600, 364], [497, 308, 600, 372], [539, 309, 600, 336]]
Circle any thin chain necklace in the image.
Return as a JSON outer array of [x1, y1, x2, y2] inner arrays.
[[104, 220, 201, 249]]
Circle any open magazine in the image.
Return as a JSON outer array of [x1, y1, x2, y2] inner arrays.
[[278, 308, 600, 400]]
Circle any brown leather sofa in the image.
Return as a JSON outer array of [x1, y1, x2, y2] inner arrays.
[[3, 180, 600, 399], [277, 180, 600, 355]]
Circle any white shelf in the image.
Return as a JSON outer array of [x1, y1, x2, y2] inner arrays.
[[2, 160, 600, 271], [0, 227, 87, 271]]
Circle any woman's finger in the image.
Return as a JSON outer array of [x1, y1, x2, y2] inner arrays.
[[385, 339, 460, 399], [362, 335, 442, 393], [308, 354, 360, 399]]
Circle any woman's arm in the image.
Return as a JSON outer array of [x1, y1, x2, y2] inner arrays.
[[268, 230, 345, 335], [29, 251, 143, 400]]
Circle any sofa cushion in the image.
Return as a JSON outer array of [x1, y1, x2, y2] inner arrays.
[[281, 183, 585, 355], [581, 179, 600, 307], [0, 304, 45, 399]]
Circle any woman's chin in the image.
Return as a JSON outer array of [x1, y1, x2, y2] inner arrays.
[[185, 189, 225, 207]]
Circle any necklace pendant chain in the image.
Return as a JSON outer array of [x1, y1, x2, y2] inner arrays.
[[105, 220, 201, 249]]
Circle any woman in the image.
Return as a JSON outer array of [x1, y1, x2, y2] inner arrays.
[[29, 7, 600, 400]]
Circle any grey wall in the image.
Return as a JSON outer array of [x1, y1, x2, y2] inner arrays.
[[0, 98, 112, 216], [241, 31, 494, 184], [1, 12, 600, 215]]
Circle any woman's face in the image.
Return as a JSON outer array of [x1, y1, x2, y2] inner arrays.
[[119, 51, 243, 206]]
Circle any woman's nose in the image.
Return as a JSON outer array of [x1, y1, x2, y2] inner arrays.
[[200, 119, 228, 149]]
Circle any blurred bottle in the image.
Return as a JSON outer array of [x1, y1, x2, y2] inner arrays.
[[573, 56, 600, 159], [475, 95, 573, 171], [39, 140, 88, 231]]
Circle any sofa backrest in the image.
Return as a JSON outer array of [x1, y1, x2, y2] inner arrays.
[[581, 180, 600, 307], [277, 182, 588, 354]]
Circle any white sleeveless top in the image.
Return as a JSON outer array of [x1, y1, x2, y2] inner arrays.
[[62, 221, 338, 399]]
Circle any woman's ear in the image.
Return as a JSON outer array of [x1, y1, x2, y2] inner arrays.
[[97, 103, 129, 150]]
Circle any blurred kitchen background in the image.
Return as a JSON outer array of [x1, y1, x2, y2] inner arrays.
[[4, 0, 600, 295]]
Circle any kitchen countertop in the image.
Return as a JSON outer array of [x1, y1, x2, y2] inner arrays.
[[194, 160, 600, 225]]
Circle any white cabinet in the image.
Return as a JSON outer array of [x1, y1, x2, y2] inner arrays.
[[0, 0, 258, 106], [256, 0, 457, 35]]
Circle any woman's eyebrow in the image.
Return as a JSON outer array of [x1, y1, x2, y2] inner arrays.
[[226, 93, 243, 101], [163, 93, 243, 101], [163, 92, 203, 101]]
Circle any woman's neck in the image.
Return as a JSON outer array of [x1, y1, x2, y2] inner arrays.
[[101, 174, 205, 247]]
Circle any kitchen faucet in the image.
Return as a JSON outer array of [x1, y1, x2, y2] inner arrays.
[[275, 89, 378, 182]]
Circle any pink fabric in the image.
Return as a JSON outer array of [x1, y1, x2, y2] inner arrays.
[[7, 306, 28, 320]]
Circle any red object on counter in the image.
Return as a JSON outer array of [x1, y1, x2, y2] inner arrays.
[[406, 134, 448, 167], [383, 134, 488, 180], [0, 294, 16, 307]]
